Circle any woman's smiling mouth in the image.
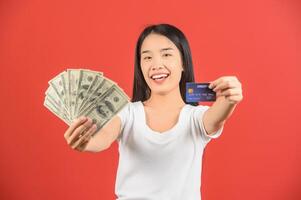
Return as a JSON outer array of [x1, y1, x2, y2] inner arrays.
[[150, 73, 170, 80], [149, 73, 170, 84]]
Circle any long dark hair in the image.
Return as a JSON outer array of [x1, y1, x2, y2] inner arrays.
[[132, 23, 198, 106]]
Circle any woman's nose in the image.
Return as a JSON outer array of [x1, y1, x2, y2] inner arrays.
[[151, 57, 163, 70], [151, 65, 163, 71]]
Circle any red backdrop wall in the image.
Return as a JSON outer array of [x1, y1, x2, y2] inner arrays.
[[0, 0, 300, 200]]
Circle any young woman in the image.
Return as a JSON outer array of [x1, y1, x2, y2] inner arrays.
[[64, 24, 243, 200]]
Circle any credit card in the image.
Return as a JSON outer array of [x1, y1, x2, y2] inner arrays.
[[186, 82, 216, 102]]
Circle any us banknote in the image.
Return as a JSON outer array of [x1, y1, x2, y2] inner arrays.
[[44, 69, 130, 135]]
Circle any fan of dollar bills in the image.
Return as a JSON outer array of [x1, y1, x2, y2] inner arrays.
[[44, 69, 130, 134]]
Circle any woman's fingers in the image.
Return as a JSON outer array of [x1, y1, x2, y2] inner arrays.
[[64, 116, 87, 139], [71, 124, 97, 151], [217, 88, 242, 97], [213, 80, 238, 92], [209, 76, 241, 92], [63, 116, 98, 152], [67, 118, 93, 146]]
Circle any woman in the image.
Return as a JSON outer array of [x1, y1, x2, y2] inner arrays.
[[64, 24, 243, 200]]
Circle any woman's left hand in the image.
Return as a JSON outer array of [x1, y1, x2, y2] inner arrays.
[[209, 76, 243, 105]]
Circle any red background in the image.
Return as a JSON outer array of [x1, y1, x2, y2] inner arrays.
[[0, 0, 300, 199]]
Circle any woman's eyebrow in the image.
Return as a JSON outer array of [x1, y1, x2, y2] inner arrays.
[[160, 47, 174, 52], [141, 47, 174, 54]]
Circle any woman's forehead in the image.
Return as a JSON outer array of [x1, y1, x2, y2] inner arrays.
[[141, 33, 177, 53]]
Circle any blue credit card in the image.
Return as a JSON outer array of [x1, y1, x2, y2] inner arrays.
[[186, 82, 216, 102]]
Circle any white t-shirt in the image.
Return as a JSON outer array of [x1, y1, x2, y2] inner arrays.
[[115, 101, 223, 200]]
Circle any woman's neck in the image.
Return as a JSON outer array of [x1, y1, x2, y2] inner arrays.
[[143, 86, 186, 110]]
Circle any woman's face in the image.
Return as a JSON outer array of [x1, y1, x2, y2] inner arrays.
[[140, 33, 183, 95]]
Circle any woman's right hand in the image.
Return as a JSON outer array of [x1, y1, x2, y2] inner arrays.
[[64, 116, 97, 152]]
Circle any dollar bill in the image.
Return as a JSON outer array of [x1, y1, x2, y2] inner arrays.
[[44, 97, 71, 125], [48, 72, 70, 116], [77, 77, 117, 117], [45, 86, 70, 120], [62, 71, 70, 112], [74, 69, 100, 118], [44, 69, 130, 136], [82, 85, 130, 134], [67, 69, 81, 119], [76, 73, 105, 116]]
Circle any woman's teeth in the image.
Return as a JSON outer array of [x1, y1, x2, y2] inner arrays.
[[151, 74, 169, 80]]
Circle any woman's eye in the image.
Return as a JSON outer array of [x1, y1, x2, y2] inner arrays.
[[163, 53, 172, 57], [143, 56, 151, 60]]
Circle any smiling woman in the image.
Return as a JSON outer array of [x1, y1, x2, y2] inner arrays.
[[132, 24, 198, 105], [63, 23, 242, 200], [140, 33, 183, 95]]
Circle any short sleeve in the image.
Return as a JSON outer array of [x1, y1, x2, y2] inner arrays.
[[116, 102, 131, 142], [192, 105, 223, 145]]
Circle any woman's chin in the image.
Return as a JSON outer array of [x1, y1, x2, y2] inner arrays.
[[149, 87, 174, 96]]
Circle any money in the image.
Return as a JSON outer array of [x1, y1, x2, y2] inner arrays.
[[78, 77, 116, 116], [67, 69, 80, 119], [44, 69, 130, 135], [83, 85, 129, 135], [74, 69, 99, 117], [48, 72, 70, 115]]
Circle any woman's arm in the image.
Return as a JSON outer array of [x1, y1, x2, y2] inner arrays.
[[84, 115, 122, 152], [202, 76, 243, 135]]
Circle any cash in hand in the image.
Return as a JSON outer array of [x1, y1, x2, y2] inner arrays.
[[44, 69, 130, 136]]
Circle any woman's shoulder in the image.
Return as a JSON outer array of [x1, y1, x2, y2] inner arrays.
[[118, 101, 141, 114], [125, 101, 142, 109], [116, 101, 142, 128]]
